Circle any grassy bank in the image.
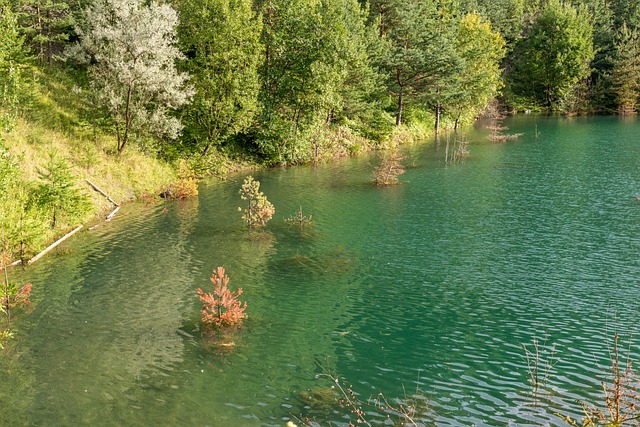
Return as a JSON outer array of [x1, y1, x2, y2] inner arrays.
[[0, 66, 456, 262]]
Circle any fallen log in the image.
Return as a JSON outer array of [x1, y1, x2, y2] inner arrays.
[[28, 225, 84, 265], [105, 206, 120, 222], [86, 179, 119, 206]]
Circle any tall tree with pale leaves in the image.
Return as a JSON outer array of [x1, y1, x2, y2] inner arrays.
[[69, 0, 192, 153]]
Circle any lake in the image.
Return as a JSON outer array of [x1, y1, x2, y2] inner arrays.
[[3, 115, 640, 426]]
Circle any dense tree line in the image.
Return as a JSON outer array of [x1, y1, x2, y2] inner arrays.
[[1, 0, 640, 167]]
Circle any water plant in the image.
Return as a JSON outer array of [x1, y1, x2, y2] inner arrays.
[[372, 148, 405, 186], [293, 363, 429, 427], [561, 332, 640, 427], [197, 266, 247, 330], [285, 206, 313, 227], [522, 335, 557, 395], [239, 176, 275, 227]]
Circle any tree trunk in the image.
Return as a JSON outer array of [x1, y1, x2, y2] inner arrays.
[[435, 104, 441, 134], [396, 91, 403, 126], [119, 86, 133, 154]]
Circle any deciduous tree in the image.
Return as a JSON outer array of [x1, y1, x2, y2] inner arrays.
[[507, 0, 594, 110], [178, 0, 262, 157], [449, 12, 505, 127], [68, 0, 192, 153]]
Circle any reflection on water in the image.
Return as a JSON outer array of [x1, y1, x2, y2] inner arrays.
[[3, 115, 640, 426]]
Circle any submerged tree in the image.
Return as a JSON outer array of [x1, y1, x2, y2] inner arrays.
[[68, 0, 192, 153], [197, 266, 247, 329], [239, 176, 275, 228], [372, 148, 405, 185]]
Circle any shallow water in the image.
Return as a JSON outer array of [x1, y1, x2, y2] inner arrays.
[[4, 115, 640, 426]]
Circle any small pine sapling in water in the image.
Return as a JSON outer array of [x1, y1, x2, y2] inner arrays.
[[372, 148, 405, 186], [197, 266, 247, 329], [239, 176, 275, 227], [285, 206, 313, 227]]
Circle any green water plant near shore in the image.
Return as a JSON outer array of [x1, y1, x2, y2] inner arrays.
[[239, 176, 275, 228]]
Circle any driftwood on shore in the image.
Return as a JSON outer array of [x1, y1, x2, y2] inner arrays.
[[27, 225, 84, 265], [106, 206, 120, 222], [86, 178, 121, 222], [86, 179, 119, 207]]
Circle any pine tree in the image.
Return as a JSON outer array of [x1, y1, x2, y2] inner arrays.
[[0, 0, 24, 130], [610, 22, 640, 115]]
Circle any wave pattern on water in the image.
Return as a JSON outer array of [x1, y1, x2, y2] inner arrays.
[[6, 116, 640, 426]]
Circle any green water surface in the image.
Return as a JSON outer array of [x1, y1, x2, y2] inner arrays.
[[3, 115, 640, 426]]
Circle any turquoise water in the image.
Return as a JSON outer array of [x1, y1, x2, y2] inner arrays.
[[3, 115, 640, 426]]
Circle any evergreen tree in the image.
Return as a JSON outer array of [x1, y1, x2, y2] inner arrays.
[[0, 0, 23, 130], [381, 0, 462, 131], [610, 22, 640, 115], [68, 0, 193, 153], [11, 0, 74, 64], [579, 0, 616, 112], [34, 153, 89, 228], [178, 0, 262, 157], [460, 0, 524, 50]]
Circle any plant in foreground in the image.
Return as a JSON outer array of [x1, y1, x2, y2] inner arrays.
[[293, 365, 429, 427], [239, 176, 275, 228], [197, 266, 247, 329], [561, 332, 640, 427], [522, 335, 557, 395]]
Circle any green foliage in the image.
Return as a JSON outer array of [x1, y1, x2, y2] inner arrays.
[[507, 0, 595, 110], [449, 12, 505, 124], [34, 152, 90, 228], [0, 0, 24, 131], [11, 0, 74, 65], [462, 0, 524, 50], [256, 0, 376, 165], [178, 0, 262, 157], [0, 143, 46, 261], [239, 175, 274, 228], [609, 23, 640, 115], [68, 0, 193, 153]]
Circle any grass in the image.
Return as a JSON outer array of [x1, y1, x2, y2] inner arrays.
[[1, 66, 176, 253]]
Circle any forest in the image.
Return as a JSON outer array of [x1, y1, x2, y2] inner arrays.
[[0, 0, 639, 261]]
